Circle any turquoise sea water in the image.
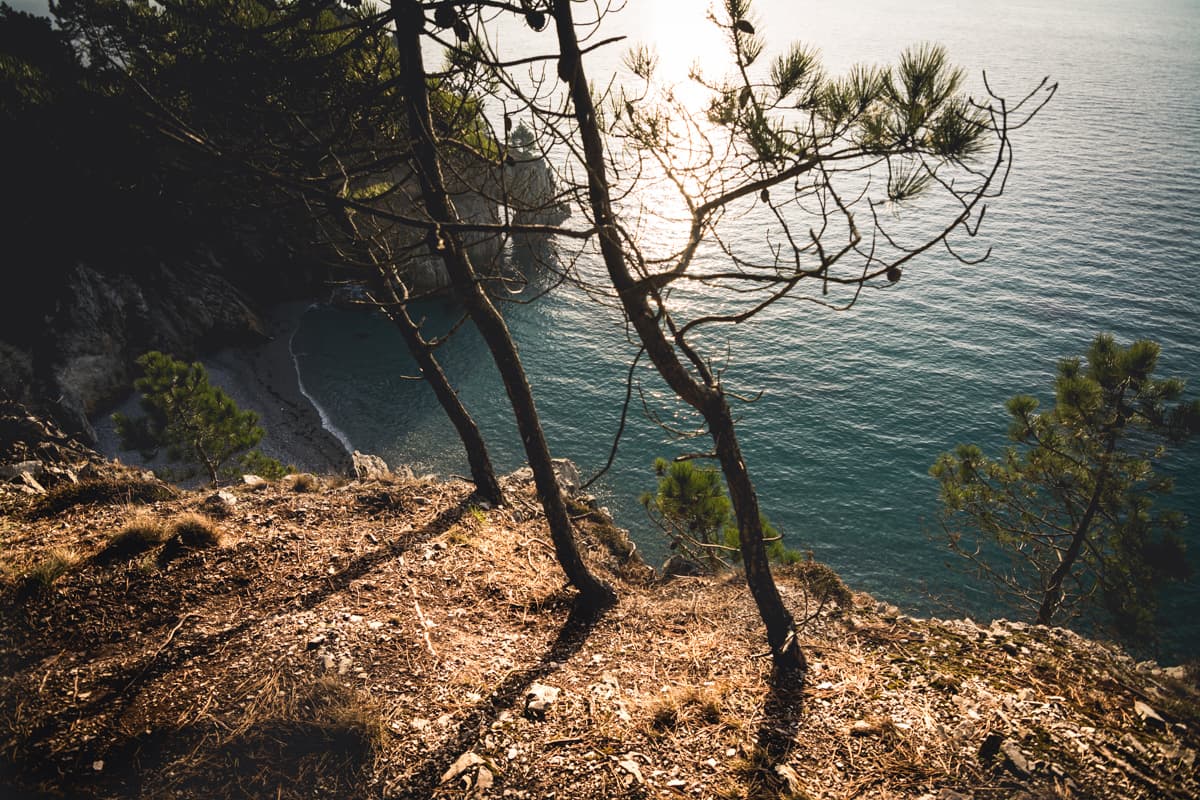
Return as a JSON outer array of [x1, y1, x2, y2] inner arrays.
[[293, 0, 1200, 660]]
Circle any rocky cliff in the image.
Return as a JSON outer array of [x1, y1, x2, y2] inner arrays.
[[0, 259, 267, 444]]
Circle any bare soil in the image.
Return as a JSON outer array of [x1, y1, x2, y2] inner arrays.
[[1, 472, 1197, 799]]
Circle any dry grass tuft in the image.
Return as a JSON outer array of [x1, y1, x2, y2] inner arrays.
[[644, 684, 726, 735], [779, 555, 853, 623], [288, 473, 320, 493], [19, 547, 80, 596], [170, 513, 224, 549], [99, 515, 169, 562], [165, 674, 386, 798], [30, 476, 176, 518]]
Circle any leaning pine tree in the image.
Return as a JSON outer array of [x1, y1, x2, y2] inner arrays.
[[931, 334, 1200, 642]]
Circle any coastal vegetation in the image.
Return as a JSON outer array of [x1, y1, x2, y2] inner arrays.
[[2, 0, 1199, 795], [2, 0, 1056, 675], [392, 0, 1052, 676], [114, 351, 288, 484], [642, 457, 802, 571], [932, 334, 1200, 646]]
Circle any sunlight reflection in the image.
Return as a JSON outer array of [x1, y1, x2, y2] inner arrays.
[[620, 1, 726, 111]]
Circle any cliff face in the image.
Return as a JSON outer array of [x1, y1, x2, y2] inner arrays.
[[0, 460, 1196, 800], [0, 260, 266, 444], [353, 151, 567, 296]]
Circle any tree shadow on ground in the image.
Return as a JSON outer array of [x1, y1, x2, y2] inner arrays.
[[386, 597, 608, 798], [2, 500, 470, 796], [97, 676, 383, 800], [739, 668, 807, 799]]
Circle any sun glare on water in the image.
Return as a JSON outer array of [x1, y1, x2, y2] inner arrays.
[[618, 1, 727, 111]]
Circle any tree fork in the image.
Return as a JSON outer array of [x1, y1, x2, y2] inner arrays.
[[549, 0, 803, 676], [391, 0, 614, 608]]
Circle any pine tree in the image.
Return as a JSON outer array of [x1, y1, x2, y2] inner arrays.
[[114, 351, 286, 484], [642, 458, 800, 571], [931, 334, 1200, 642]]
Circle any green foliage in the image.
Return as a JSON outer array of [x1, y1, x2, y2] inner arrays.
[[238, 449, 292, 481], [931, 334, 1200, 644], [115, 351, 285, 484], [691, 13, 987, 176], [642, 457, 801, 571]]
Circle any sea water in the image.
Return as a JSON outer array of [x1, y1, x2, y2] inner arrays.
[[292, 0, 1200, 660]]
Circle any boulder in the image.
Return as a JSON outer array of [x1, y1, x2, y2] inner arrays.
[[505, 458, 582, 493], [0, 461, 43, 481], [661, 554, 705, 579], [16, 471, 46, 495], [352, 451, 390, 481], [241, 474, 268, 490], [203, 490, 238, 516], [551, 458, 581, 492], [0, 400, 101, 490]]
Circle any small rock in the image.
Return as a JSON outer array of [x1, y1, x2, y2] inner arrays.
[[1134, 700, 1166, 727], [938, 790, 972, 800], [368, 621, 384, 631], [241, 474, 268, 489], [321, 654, 335, 672], [617, 760, 644, 785], [203, 490, 237, 516], [17, 471, 46, 494], [337, 656, 353, 675], [440, 751, 484, 784], [306, 634, 327, 650], [474, 765, 494, 793], [774, 764, 802, 793], [525, 682, 560, 719], [1000, 740, 1031, 779], [0, 460, 43, 480], [850, 720, 880, 737], [348, 614, 364, 623], [1164, 665, 1190, 681], [92, 759, 104, 772]]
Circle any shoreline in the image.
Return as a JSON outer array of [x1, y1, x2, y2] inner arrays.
[[205, 301, 354, 474], [93, 301, 354, 478]]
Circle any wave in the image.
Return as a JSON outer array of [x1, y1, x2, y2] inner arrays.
[[289, 304, 356, 455]]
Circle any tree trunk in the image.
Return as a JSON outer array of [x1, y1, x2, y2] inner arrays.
[[549, 0, 803, 676], [374, 277, 504, 506], [1036, 472, 1105, 626], [391, 1, 614, 608]]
